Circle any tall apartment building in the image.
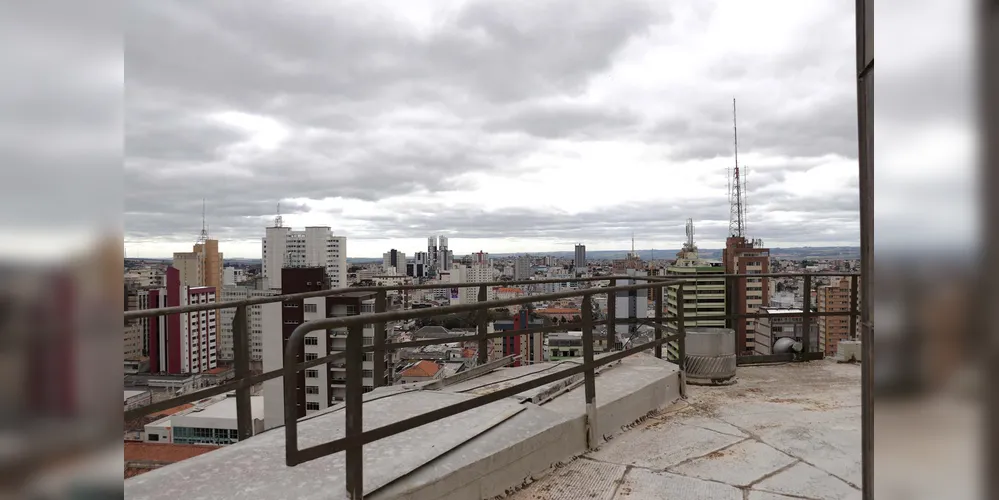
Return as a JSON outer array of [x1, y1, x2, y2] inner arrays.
[[466, 253, 494, 304], [134, 267, 218, 374], [218, 285, 278, 363], [438, 236, 452, 271], [665, 239, 726, 360], [407, 252, 430, 278], [723, 236, 770, 354], [382, 249, 406, 275], [513, 255, 532, 281], [262, 225, 346, 291], [574, 244, 586, 274], [614, 268, 648, 337], [817, 277, 856, 356], [124, 320, 143, 360], [262, 268, 385, 430], [172, 239, 223, 290]]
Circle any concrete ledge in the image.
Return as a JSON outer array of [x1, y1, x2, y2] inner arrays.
[[376, 354, 682, 499]]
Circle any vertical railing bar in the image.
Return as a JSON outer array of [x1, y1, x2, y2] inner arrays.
[[345, 323, 364, 499], [802, 275, 813, 356], [580, 293, 598, 448], [654, 283, 664, 359], [233, 305, 252, 441], [676, 284, 687, 398], [477, 285, 489, 365], [606, 278, 616, 352], [373, 290, 387, 388], [283, 326, 305, 466], [849, 275, 859, 341]]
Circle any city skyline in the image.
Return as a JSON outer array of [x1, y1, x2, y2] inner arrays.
[[125, 0, 862, 259]]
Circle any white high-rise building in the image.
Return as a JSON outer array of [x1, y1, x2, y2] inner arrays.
[[262, 225, 347, 290], [218, 285, 278, 362]]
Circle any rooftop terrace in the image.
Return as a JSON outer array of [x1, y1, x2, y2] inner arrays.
[[511, 360, 861, 500]]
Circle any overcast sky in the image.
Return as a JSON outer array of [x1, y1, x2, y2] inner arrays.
[[124, 0, 867, 259]]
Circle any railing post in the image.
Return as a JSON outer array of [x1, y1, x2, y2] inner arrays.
[[580, 293, 598, 448], [345, 323, 364, 499], [606, 278, 616, 351], [233, 305, 252, 441], [677, 285, 687, 398], [477, 285, 489, 365], [849, 275, 859, 341], [373, 289, 387, 387], [802, 274, 813, 355], [725, 275, 735, 354], [654, 284, 663, 359]]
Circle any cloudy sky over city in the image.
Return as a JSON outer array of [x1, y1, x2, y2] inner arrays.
[[125, 0, 868, 258]]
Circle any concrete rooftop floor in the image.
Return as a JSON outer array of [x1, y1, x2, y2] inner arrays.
[[510, 360, 862, 500]]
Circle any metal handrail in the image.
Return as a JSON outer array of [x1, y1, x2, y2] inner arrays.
[[282, 279, 684, 497], [122, 271, 862, 498]]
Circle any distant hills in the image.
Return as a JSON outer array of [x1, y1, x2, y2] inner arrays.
[[124, 246, 859, 265]]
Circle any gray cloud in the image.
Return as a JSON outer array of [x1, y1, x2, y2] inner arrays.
[[124, 0, 863, 254], [485, 102, 643, 140]]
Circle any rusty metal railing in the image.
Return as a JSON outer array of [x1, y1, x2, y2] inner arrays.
[[122, 272, 861, 498]]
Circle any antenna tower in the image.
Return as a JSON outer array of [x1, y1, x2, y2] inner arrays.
[[197, 199, 209, 243], [275, 202, 283, 228], [685, 218, 695, 250], [729, 98, 745, 238]]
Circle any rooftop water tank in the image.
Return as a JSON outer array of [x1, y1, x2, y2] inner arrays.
[[684, 327, 737, 385]]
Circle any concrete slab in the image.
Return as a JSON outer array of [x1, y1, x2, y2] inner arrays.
[[589, 419, 744, 470], [612, 468, 742, 500], [370, 404, 585, 500], [746, 492, 813, 500], [507, 459, 626, 500], [512, 361, 863, 500], [752, 462, 860, 500], [543, 354, 681, 440], [674, 415, 748, 438], [668, 439, 797, 487], [376, 355, 680, 500]]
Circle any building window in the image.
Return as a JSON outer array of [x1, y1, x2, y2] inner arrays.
[[305, 336, 318, 346], [305, 353, 318, 361], [306, 402, 321, 411], [304, 303, 318, 313], [306, 369, 319, 378], [306, 385, 319, 394]]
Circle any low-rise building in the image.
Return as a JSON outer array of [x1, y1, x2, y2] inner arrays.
[[397, 360, 443, 384], [125, 390, 152, 411], [144, 393, 264, 446], [755, 307, 819, 355]]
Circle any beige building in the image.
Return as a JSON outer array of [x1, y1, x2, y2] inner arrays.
[[124, 320, 144, 360], [817, 277, 857, 356], [173, 239, 224, 345]]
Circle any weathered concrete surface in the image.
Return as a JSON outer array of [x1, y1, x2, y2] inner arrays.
[[543, 354, 681, 440], [511, 361, 862, 500], [378, 354, 681, 499]]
